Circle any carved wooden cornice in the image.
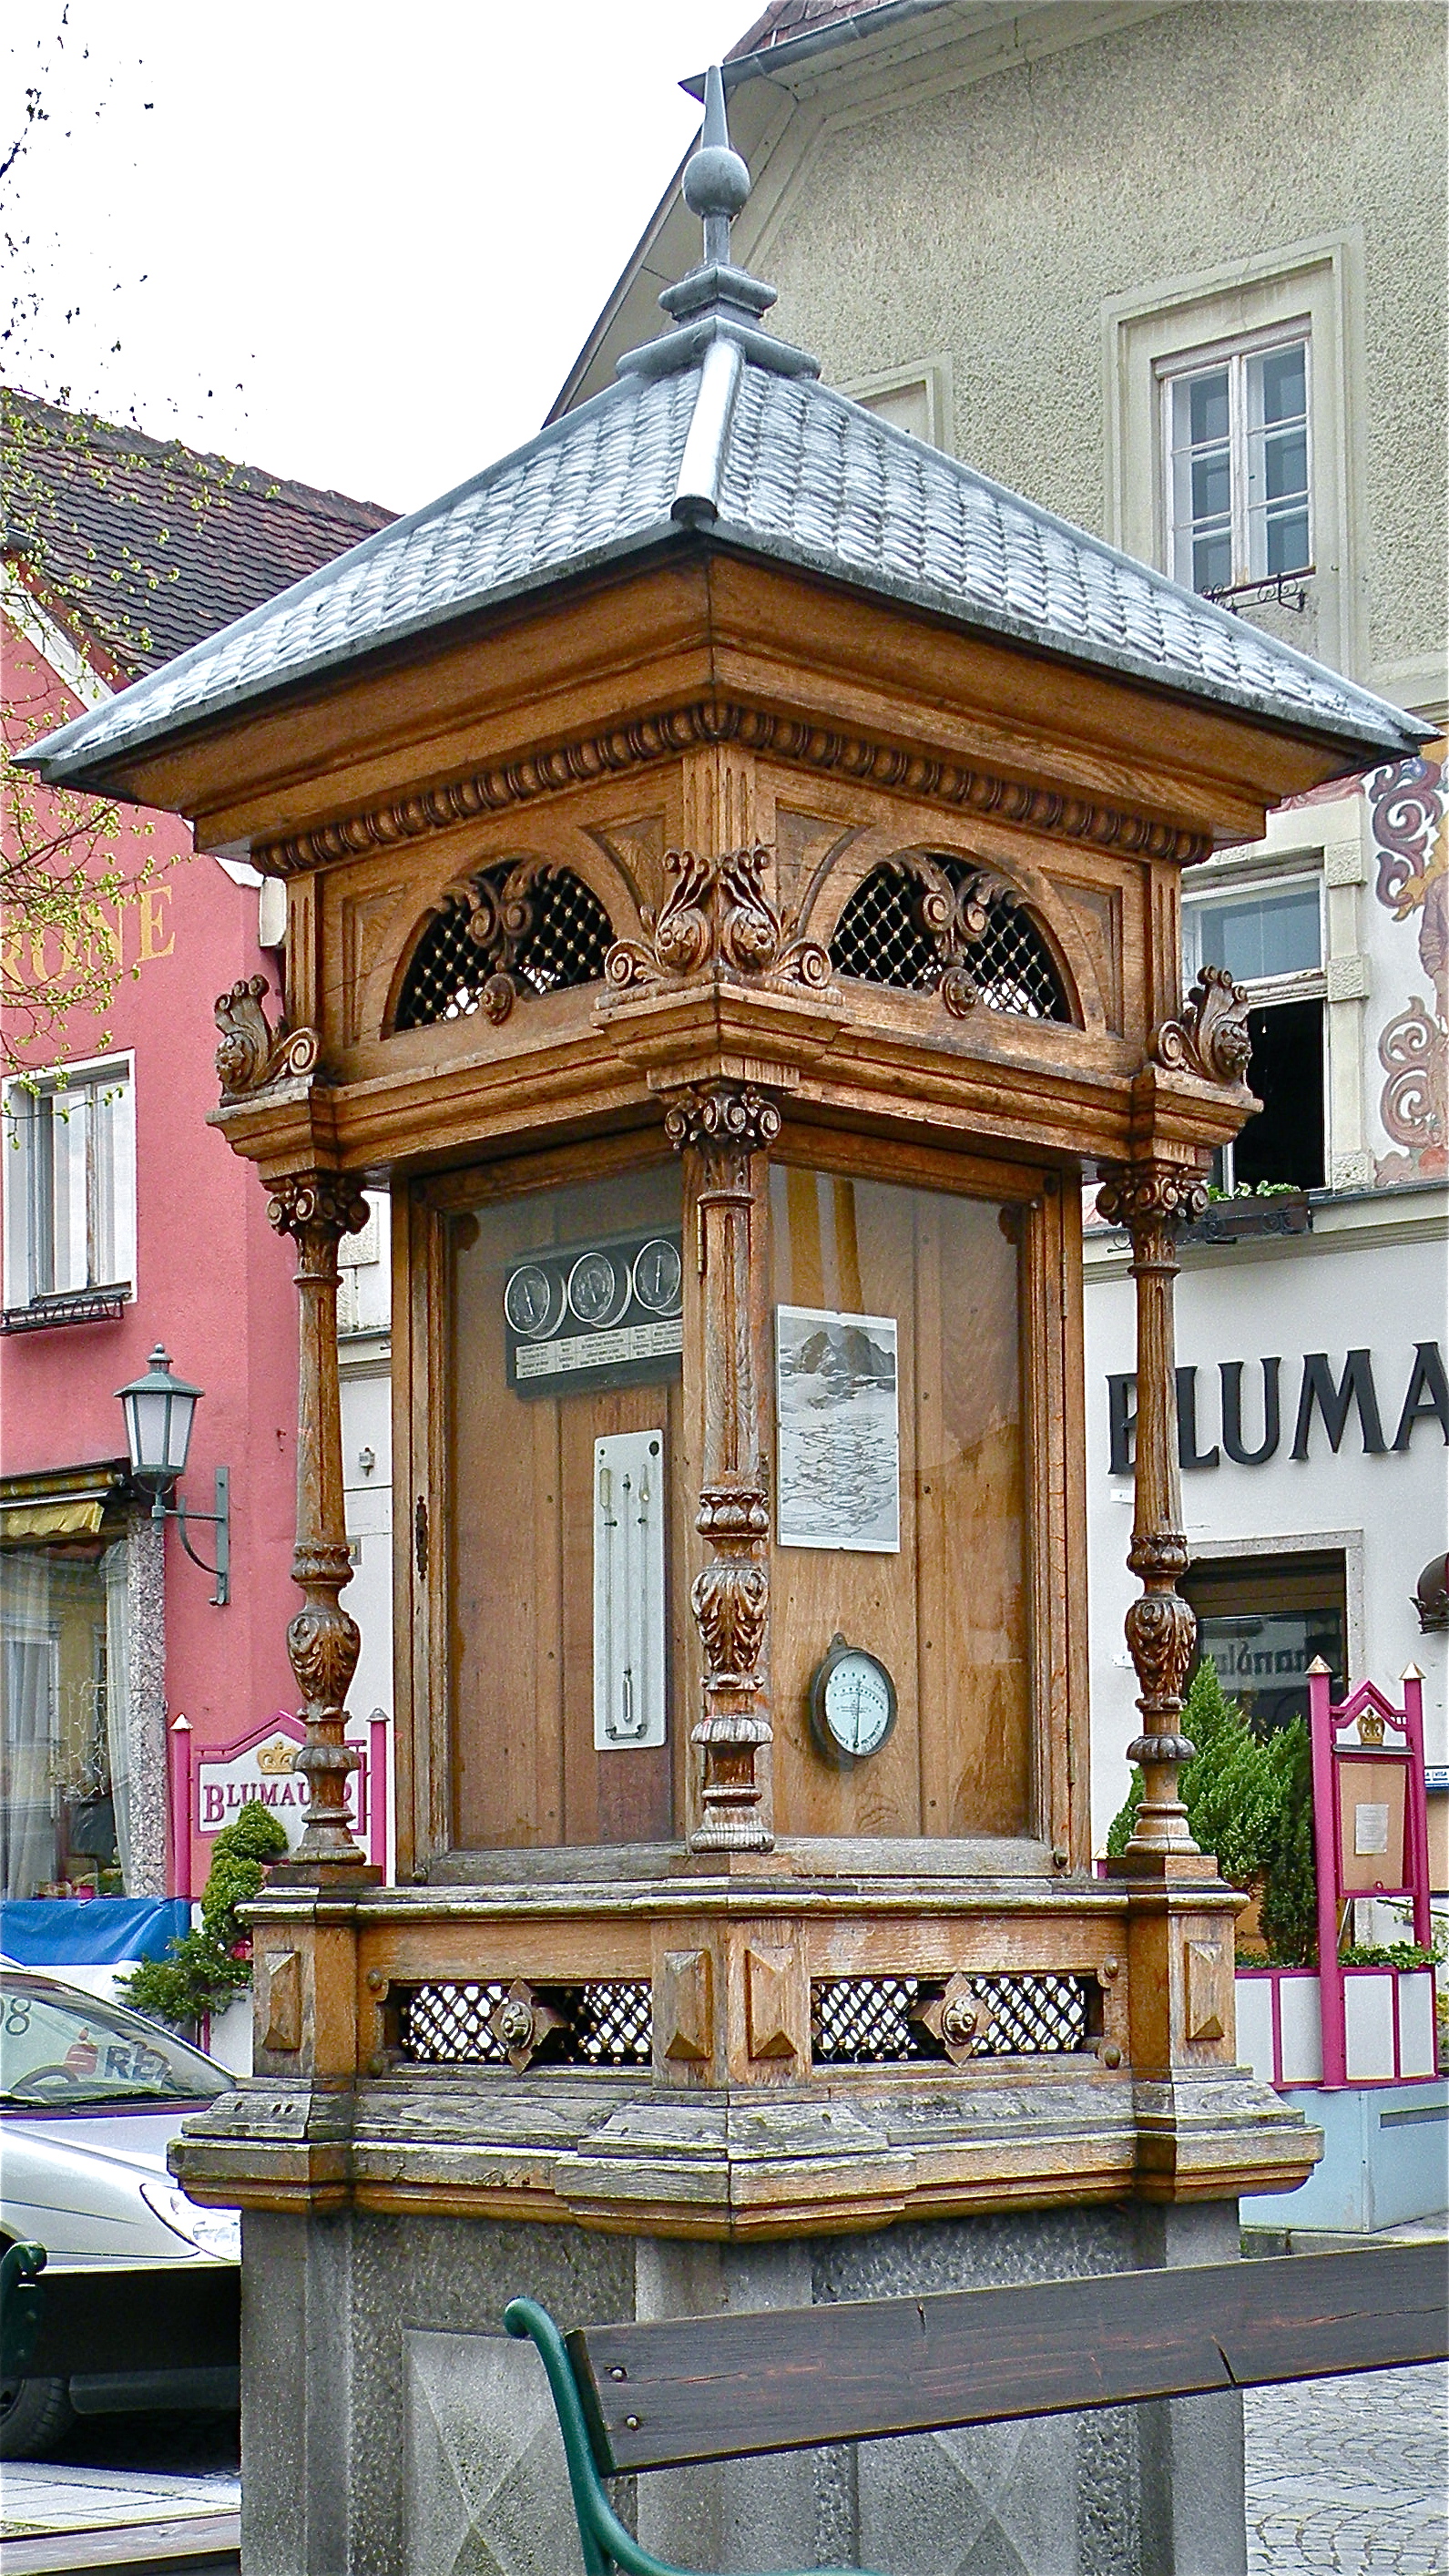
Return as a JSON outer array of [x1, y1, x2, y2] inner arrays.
[[253, 700, 1213, 879]]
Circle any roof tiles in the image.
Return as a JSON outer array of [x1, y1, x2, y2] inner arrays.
[[21, 326, 1423, 792]]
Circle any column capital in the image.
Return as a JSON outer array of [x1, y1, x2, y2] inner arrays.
[[1095, 1159, 1208, 1233], [266, 1170, 370, 1244], [663, 1082, 782, 1158]]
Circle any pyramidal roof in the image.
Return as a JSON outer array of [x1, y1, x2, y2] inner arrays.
[[22, 69, 1426, 795]]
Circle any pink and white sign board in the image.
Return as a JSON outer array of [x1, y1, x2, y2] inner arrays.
[[169, 1710, 388, 1893]]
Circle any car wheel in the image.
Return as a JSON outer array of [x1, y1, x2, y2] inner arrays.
[[0, 2373, 75, 2459]]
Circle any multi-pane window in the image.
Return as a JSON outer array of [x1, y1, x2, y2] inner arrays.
[[1164, 334, 1311, 595], [2, 1058, 137, 1313], [1183, 877, 1324, 1191]]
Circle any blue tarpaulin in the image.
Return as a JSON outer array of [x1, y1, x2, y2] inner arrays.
[[0, 1896, 189, 1966]]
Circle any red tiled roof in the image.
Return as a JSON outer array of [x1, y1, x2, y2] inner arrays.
[[2, 390, 395, 681], [728, 0, 892, 57]]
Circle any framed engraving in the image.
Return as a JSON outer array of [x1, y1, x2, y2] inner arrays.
[[775, 1304, 900, 1553]]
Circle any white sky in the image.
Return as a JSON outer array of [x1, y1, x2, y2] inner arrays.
[[4, 1, 750, 513]]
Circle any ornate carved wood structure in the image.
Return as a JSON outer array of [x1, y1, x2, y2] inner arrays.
[[22, 76, 1424, 2247]]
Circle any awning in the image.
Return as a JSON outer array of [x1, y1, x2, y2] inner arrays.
[[0, 1497, 107, 1543]]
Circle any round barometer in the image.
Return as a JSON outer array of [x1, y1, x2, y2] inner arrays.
[[808, 1631, 897, 1767]]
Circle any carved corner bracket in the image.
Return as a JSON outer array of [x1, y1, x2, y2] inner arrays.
[[1151, 965, 1253, 1089], [605, 846, 832, 996], [215, 976, 319, 1102]]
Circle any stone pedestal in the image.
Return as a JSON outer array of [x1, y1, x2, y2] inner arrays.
[[237, 2199, 1246, 2576]]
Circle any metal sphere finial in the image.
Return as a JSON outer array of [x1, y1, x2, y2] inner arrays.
[[683, 66, 750, 261]]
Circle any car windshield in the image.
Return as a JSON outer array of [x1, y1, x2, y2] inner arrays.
[[0, 1974, 230, 2109]]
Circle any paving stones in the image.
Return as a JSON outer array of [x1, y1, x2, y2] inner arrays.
[[1245, 2362, 1447, 2574]]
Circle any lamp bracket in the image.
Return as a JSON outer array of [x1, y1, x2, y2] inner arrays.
[[152, 1466, 230, 1606]]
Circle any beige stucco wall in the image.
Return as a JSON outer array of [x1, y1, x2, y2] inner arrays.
[[730, 2, 1444, 709]]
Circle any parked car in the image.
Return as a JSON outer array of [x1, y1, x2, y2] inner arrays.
[[0, 1963, 240, 2457]]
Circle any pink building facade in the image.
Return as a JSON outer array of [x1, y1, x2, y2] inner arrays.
[[1, 402, 392, 1913]]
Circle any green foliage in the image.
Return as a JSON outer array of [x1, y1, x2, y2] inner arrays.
[[1257, 1718, 1318, 1966], [1204, 1181, 1305, 1202], [119, 1799, 289, 2034], [1339, 1941, 1441, 1969], [1107, 1660, 1320, 1963]]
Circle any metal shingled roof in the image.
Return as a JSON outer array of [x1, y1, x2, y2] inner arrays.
[[21, 324, 1425, 793]]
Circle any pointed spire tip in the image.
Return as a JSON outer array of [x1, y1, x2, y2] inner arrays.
[[683, 64, 751, 241]]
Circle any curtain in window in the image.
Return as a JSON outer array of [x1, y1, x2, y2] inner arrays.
[[103, 1538, 134, 1890], [0, 1550, 60, 1899]]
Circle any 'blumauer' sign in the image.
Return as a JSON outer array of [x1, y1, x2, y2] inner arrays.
[[193, 1712, 379, 1853]]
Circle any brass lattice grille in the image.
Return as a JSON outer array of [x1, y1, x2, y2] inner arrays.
[[830, 865, 939, 990], [829, 860, 1069, 1021], [811, 1973, 1093, 2066], [394, 896, 487, 1027], [395, 865, 613, 1029], [394, 1978, 653, 2069]]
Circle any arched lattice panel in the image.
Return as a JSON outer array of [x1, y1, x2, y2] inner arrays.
[[829, 858, 1073, 1024], [393, 863, 614, 1031]]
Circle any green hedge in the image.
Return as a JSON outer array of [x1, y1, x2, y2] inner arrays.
[[1107, 1658, 1318, 1963], [120, 1800, 291, 2030]]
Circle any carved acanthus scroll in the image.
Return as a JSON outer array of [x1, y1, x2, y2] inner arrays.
[[214, 976, 319, 1100], [1095, 1159, 1209, 1864], [666, 1081, 780, 1854], [1151, 965, 1253, 1087], [606, 845, 831, 993], [267, 1170, 372, 1871], [421, 860, 561, 1027]]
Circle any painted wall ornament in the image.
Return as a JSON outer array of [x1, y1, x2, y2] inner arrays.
[[1369, 746, 1446, 1182]]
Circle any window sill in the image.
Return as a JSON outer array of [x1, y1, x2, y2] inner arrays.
[[0, 1286, 131, 1334]]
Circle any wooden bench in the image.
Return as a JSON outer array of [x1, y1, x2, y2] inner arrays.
[[505, 2242, 1447, 2576]]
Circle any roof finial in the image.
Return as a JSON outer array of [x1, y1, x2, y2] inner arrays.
[[683, 66, 751, 270], [617, 65, 819, 385]]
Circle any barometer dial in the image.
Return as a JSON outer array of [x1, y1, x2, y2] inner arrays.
[[504, 1262, 560, 1338], [632, 1237, 683, 1316], [808, 1633, 898, 1767]]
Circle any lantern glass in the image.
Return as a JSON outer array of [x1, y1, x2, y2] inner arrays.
[[117, 1345, 203, 1492]]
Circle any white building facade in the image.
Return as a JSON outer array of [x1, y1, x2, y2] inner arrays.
[[564, 0, 1447, 1867]]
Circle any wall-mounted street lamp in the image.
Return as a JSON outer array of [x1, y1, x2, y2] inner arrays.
[[116, 1345, 230, 1606]]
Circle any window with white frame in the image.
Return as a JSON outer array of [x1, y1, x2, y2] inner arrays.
[[1162, 329, 1311, 597], [1182, 874, 1324, 1191], [2, 1057, 137, 1314]]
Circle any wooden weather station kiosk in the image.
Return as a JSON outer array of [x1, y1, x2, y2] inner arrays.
[[26, 73, 1427, 2576]]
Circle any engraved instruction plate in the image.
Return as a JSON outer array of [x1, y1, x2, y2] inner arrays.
[[775, 1304, 900, 1553]]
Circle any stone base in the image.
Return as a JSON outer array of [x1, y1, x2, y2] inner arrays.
[[239, 2199, 1246, 2576]]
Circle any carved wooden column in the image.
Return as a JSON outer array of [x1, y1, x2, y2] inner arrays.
[[267, 1170, 374, 1873], [1095, 1159, 1208, 1864], [665, 1081, 779, 1855]]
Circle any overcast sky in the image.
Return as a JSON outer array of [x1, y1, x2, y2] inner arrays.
[[4, 1, 750, 512]]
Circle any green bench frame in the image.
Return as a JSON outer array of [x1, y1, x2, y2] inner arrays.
[[0, 2241, 47, 2382]]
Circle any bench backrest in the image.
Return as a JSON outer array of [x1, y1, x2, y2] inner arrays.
[[566, 2244, 1447, 2475]]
